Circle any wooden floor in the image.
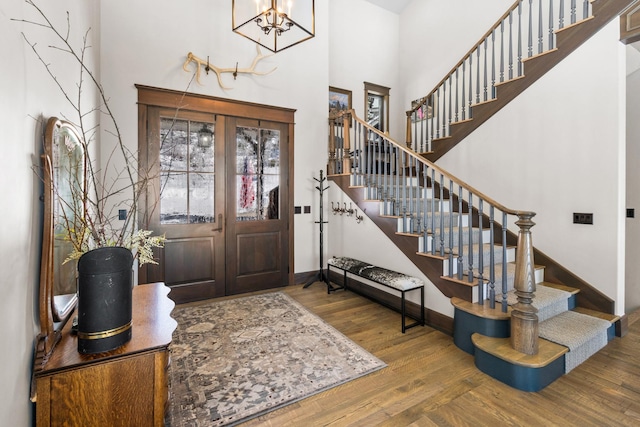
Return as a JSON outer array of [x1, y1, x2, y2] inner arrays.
[[232, 283, 640, 427]]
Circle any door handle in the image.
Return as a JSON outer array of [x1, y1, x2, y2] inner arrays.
[[212, 213, 223, 232]]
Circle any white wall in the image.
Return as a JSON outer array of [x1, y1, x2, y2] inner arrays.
[[436, 21, 627, 315], [626, 45, 640, 313], [0, 1, 99, 425], [328, 0, 404, 141], [98, 0, 330, 275]]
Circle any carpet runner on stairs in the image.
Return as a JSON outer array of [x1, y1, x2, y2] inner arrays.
[[504, 284, 570, 322], [503, 284, 611, 373], [539, 310, 611, 372]]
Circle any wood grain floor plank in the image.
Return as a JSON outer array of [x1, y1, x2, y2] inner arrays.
[[224, 283, 640, 426]]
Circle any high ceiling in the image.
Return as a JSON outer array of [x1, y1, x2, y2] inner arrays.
[[364, 0, 412, 15]]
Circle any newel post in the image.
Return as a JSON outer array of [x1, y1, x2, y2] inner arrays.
[[341, 113, 351, 174], [405, 111, 412, 150], [328, 118, 337, 175], [510, 212, 539, 355]]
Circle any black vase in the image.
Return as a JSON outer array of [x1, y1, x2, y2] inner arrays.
[[76, 246, 133, 354]]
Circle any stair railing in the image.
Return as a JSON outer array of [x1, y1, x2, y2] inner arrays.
[[330, 110, 539, 354], [406, 0, 593, 154]]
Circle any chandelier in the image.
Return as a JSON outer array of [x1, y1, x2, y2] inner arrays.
[[232, 0, 315, 53]]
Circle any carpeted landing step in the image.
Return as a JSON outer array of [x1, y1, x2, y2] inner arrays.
[[539, 310, 611, 372], [503, 283, 571, 322]]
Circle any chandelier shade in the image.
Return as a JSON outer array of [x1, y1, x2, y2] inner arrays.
[[232, 0, 315, 53]]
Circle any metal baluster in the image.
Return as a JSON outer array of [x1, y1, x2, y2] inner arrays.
[[467, 193, 474, 283], [455, 68, 460, 121], [448, 74, 452, 133], [417, 110, 422, 153], [462, 62, 467, 119], [354, 122, 360, 185], [500, 20, 505, 82], [549, 0, 555, 50], [376, 135, 381, 198], [436, 88, 441, 138], [517, 1, 523, 77], [439, 173, 445, 257], [401, 152, 407, 232], [392, 146, 398, 215], [430, 168, 436, 254], [442, 82, 447, 138], [483, 38, 488, 101], [450, 181, 456, 278], [457, 185, 463, 280], [478, 199, 484, 304], [412, 111, 418, 153], [528, 0, 534, 57], [415, 160, 419, 233], [468, 54, 473, 118], [489, 206, 496, 309], [559, 0, 565, 29], [491, 29, 496, 98], [476, 48, 481, 104], [538, 0, 543, 54], [582, 0, 588, 20], [429, 94, 435, 150], [422, 166, 429, 251], [502, 212, 508, 312], [408, 156, 414, 232], [365, 129, 373, 200], [509, 11, 514, 80], [382, 137, 389, 215], [571, 0, 576, 24]]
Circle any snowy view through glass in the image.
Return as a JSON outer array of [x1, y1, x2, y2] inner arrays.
[[159, 118, 215, 224], [236, 126, 280, 221]]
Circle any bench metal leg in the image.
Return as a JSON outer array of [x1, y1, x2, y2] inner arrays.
[[401, 286, 425, 333], [327, 265, 347, 294]]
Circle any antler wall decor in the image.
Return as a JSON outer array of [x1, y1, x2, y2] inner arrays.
[[183, 45, 277, 89]]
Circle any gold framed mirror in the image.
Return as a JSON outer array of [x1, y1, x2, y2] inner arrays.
[[36, 117, 84, 362]]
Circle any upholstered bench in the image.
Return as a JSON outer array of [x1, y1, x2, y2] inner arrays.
[[327, 256, 425, 333]]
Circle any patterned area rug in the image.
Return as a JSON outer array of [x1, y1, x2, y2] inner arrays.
[[166, 292, 386, 426]]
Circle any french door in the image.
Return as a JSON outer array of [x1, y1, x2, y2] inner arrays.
[[137, 86, 294, 304], [226, 118, 289, 295]]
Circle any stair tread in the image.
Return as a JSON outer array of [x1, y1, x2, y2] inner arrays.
[[539, 311, 611, 356], [539, 282, 580, 295], [572, 306, 620, 323], [471, 334, 568, 368], [397, 232, 420, 238]]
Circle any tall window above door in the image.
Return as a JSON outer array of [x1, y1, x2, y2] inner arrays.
[[364, 82, 390, 134]]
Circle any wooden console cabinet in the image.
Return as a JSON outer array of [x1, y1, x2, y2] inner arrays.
[[33, 283, 177, 427]]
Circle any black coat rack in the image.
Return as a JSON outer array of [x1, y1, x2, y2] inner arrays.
[[304, 170, 329, 288]]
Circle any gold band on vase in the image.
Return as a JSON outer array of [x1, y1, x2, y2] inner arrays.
[[77, 321, 132, 340]]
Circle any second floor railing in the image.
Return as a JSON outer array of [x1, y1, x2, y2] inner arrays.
[[406, 0, 593, 153]]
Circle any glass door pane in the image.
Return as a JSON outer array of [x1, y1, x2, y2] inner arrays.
[[236, 126, 280, 221], [159, 118, 215, 224]]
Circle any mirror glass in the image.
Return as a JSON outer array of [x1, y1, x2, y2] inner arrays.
[[44, 117, 84, 323]]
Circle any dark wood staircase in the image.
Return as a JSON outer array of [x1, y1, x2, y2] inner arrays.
[[421, 0, 636, 162]]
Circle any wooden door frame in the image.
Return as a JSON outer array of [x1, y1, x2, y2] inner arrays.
[[136, 84, 296, 287]]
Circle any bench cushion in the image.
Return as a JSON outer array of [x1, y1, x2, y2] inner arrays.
[[328, 257, 424, 291]]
